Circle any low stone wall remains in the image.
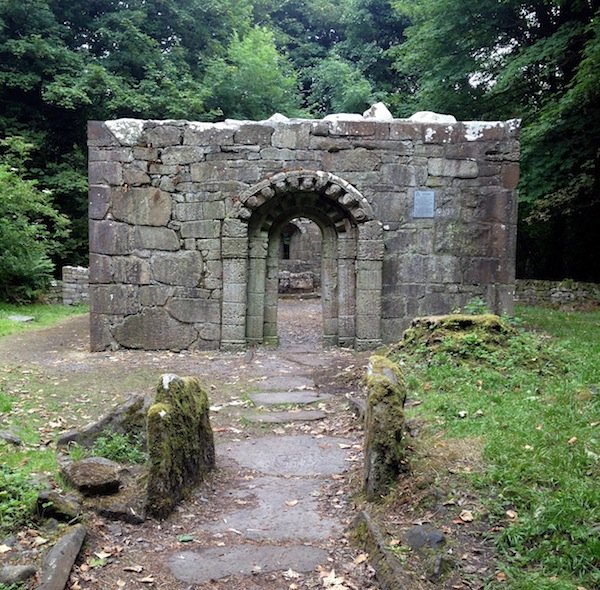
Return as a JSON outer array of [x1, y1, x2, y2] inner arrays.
[[515, 279, 600, 310], [62, 266, 89, 305]]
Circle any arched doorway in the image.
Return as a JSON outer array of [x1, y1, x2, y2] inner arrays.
[[226, 170, 384, 350]]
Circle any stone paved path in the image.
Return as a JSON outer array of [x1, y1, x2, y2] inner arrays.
[[166, 349, 364, 587]]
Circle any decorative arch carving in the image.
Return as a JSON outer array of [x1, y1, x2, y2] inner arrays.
[[238, 170, 375, 224]]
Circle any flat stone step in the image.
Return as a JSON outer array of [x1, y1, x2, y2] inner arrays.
[[249, 391, 332, 406], [242, 410, 327, 424], [256, 375, 315, 391], [169, 544, 327, 584], [205, 475, 340, 541], [220, 434, 351, 477]]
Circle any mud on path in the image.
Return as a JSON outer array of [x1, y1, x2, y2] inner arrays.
[[0, 299, 379, 589]]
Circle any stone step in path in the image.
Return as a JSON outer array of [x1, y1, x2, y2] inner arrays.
[[166, 359, 365, 588]]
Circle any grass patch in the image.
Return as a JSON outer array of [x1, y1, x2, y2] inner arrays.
[[0, 302, 88, 337], [68, 433, 147, 465], [390, 307, 600, 590], [0, 464, 41, 535]]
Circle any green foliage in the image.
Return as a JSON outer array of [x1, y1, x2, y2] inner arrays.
[[90, 432, 147, 465], [307, 54, 377, 115], [391, 0, 600, 280], [0, 465, 39, 535], [203, 27, 305, 120], [0, 161, 69, 302], [391, 307, 600, 588]]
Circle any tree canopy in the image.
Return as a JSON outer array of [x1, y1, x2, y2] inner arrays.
[[0, 0, 598, 285]]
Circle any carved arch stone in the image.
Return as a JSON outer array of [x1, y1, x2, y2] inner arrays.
[[238, 170, 376, 224]]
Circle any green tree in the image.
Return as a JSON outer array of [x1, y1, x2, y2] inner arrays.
[[392, 0, 600, 280], [307, 54, 376, 114], [0, 140, 69, 302], [203, 26, 305, 120]]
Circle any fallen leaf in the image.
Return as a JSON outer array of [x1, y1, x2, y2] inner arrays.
[[117, 580, 126, 588], [495, 571, 507, 582], [283, 569, 301, 579], [123, 565, 143, 573], [0, 544, 12, 554], [94, 550, 112, 559], [353, 553, 368, 565], [285, 500, 299, 507], [138, 576, 155, 584], [459, 510, 474, 522], [505, 510, 518, 520], [176, 534, 194, 543], [567, 436, 578, 445]]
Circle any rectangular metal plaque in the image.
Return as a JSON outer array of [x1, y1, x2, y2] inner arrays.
[[413, 190, 435, 218]]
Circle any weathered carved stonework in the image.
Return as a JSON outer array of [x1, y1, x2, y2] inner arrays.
[[88, 113, 520, 351]]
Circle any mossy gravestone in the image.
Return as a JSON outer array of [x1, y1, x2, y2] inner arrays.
[[146, 374, 215, 518], [363, 355, 407, 501]]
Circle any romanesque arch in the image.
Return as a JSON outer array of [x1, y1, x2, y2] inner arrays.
[[220, 170, 384, 350]]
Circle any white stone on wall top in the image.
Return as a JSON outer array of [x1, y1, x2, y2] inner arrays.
[[409, 111, 458, 124], [105, 118, 145, 145], [363, 102, 394, 121]]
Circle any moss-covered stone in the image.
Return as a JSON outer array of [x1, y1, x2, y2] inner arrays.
[[363, 355, 407, 501], [145, 374, 215, 519]]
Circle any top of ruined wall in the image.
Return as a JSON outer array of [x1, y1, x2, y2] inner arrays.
[[89, 110, 521, 150]]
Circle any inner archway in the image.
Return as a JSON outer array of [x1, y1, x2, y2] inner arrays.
[[239, 170, 384, 350]]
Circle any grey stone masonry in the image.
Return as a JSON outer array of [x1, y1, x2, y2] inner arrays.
[[88, 112, 520, 351], [62, 266, 89, 305]]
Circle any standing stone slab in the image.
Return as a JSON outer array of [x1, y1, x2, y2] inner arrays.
[[146, 375, 215, 519], [363, 355, 407, 501], [38, 524, 86, 590]]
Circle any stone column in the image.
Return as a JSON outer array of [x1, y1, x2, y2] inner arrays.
[[263, 234, 281, 345], [337, 231, 357, 347], [355, 221, 384, 350], [321, 226, 338, 347], [246, 230, 268, 345], [221, 219, 249, 351]]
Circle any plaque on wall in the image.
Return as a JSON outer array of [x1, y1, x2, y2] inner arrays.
[[413, 190, 435, 218]]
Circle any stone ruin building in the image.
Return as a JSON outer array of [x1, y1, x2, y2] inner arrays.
[[88, 109, 520, 351]]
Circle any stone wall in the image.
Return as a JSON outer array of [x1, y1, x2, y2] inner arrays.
[[88, 112, 520, 351], [62, 266, 89, 305], [515, 279, 600, 310]]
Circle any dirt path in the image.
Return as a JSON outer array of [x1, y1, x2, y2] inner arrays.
[[1, 299, 378, 589]]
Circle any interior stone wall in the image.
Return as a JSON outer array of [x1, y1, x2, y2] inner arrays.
[[88, 114, 520, 351]]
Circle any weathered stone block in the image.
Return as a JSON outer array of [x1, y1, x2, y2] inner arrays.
[[89, 254, 112, 284], [143, 125, 183, 147], [183, 125, 235, 146], [134, 226, 179, 251], [146, 375, 215, 518], [140, 285, 173, 306], [88, 121, 119, 147], [89, 185, 111, 220], [167, 298, 220, 323], [234, 124, 274, 145], [222, 218, 246, 238], [428, 158, 479, 178], [271, 124, 311, 149], [112, 187, 172, 226], [89, 220, 130, 255], [89, 161, 122, 185], [222, 237, 248, 259], [112, 257, 151, 285], [161, 146, 206, 165], [180, 220, 220, 239], [122, 161, 150, 186], [151, 251, 203, 287], [325, 148, 380, 172], [363, 355, 407, 501], [113, 308, 197, 350], [90, 285, 140, 315], [381, 163, 426, 187]]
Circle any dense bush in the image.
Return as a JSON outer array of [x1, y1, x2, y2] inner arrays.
[[0, 163, 69, 302]]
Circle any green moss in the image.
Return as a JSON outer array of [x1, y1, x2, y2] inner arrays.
[[146, 376, 215, 519]]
